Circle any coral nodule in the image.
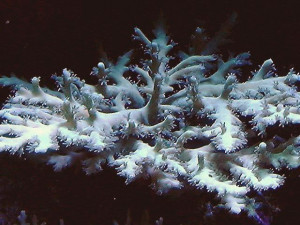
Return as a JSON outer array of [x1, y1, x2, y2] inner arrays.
[[0, 19, 299, 222]]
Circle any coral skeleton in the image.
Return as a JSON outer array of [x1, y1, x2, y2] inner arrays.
[[0, 18, 300, 220]]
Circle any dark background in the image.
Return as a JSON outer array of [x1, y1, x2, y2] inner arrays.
[[0, 0, 299, 78], [0, 0, 299, 225]]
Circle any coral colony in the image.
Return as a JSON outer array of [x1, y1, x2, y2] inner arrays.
[[0, 19, 300, 223]]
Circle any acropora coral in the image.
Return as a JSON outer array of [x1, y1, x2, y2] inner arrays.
[[0, 18, 299, 223]]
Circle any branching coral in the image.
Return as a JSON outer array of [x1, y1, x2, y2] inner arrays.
[[0, 18, 299, 222]]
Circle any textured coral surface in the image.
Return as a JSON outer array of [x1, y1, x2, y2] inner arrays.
[[0, 18, 300, 223]]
